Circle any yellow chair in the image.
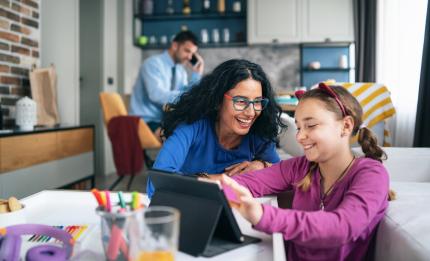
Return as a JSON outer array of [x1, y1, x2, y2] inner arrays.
[[99, 92, 162, 150], [99, 92, 162, 189]]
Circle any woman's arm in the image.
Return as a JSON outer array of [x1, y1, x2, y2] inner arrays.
[[224, 140, 280, 175], [147, 123, 196, 198], [153, 124, 195, 172]]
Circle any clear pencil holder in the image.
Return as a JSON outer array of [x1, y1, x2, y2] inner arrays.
[[96, 206, 143, 261]]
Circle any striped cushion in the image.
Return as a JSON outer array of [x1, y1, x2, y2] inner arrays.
[[340, 83, 396, 146]]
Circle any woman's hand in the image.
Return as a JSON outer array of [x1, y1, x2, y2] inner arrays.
[[221, 175, 263, 225], [224, 160, 267, 176]]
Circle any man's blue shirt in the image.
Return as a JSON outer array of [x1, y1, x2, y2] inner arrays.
[[129, 51, 201, 123], [147, 118, 280, 198]]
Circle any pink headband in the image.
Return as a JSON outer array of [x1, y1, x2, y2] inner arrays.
[[295, 83, 348, 117]]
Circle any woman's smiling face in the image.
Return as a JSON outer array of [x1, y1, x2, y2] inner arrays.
[[218, 78, 263, 137]]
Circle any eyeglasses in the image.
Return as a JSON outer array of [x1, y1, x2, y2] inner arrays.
[[224, 94, 269, 111], [318, 83, 348, 117]]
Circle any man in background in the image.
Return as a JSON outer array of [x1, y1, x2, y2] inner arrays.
[[130, 30, 204, 133]]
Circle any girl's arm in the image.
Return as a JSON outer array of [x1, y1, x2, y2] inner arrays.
[[253, 163, 389, 248], [232, 158, 304, 197]]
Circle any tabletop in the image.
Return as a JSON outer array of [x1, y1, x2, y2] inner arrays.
[[20, 190, 286, 261]]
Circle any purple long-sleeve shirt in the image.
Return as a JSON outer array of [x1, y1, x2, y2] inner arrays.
[[233, 156, 389, 261]]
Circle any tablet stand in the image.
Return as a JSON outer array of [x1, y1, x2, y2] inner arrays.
[[150, 190, 260, 257]]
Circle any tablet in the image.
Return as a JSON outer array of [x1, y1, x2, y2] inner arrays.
[[148, 169, 260, 257]]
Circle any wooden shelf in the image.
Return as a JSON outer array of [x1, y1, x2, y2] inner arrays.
[[302, 68, 352, 72], [135, 41, 247, 49], [132, 0, 248, 50], [135, 12, 246, 21]]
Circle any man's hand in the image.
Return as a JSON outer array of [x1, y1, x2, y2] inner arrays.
[[190, 52, 204, 74]]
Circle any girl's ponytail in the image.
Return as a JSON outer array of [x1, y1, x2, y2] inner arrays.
[[358, 126, 396, 200], [357, 126, 387, 162]]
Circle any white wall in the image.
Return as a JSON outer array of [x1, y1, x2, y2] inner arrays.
[[42, 0, 125, 175], [376, 0, 427, 146], [40, 0, 80, 125], [122, 0, 142, 94]]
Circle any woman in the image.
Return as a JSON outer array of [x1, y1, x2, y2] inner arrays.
[[147, 59, 286, 198]]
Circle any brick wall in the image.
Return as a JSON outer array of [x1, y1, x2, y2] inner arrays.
[[0, 0, 39, 128]]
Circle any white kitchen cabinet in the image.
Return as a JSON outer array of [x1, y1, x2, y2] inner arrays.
[[247, 0, 301, 44], [247, 0, 354, 44], [301, 0, 354, 42]]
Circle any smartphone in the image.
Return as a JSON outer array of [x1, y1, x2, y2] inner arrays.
[[190, 54, 198, 66]]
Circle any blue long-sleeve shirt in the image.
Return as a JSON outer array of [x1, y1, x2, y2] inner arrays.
[[147, 118, 280, 198], [129, 51, 201, 123]]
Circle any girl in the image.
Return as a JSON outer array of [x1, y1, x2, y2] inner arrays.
[[223, 83, 392, 260]]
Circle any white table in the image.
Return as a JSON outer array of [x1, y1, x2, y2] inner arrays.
[[20, 190, 286, 261]]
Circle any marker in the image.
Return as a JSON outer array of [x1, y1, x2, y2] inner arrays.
[[132, 192, 140, 210], [91, 189, 104, 207], [100, 192, 107, 207], [105, 191, 112, 212], [117, 191, 126, 210]]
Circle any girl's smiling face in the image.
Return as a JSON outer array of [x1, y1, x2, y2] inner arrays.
[[295, 98, 346, 163]]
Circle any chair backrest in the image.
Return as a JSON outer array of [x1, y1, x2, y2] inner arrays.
[[99, 91, 162, 149], [99, 92, 128, 126]]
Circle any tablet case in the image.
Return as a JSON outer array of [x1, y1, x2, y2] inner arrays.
[[148, 170, 260, 257]]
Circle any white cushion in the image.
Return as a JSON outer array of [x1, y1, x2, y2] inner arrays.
[[382, 147, 430, 182], [278, 113, 303, 157], [375, 182, 430, 261], [352, 147, 430, 182]]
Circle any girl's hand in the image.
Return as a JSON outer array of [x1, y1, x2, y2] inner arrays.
[[224, 160, 267, 176], [220, 175, 263, 225]]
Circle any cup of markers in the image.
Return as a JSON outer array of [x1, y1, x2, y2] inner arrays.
[[93, 189, 144, 261]]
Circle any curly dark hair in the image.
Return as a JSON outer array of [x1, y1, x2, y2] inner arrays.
[[161, 59, 286, 141]]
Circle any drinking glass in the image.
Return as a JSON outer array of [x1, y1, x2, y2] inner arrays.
[[130, 206, 180, 261]]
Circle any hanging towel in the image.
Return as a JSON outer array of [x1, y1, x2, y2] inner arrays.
[[107, 116, 143, 176]]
